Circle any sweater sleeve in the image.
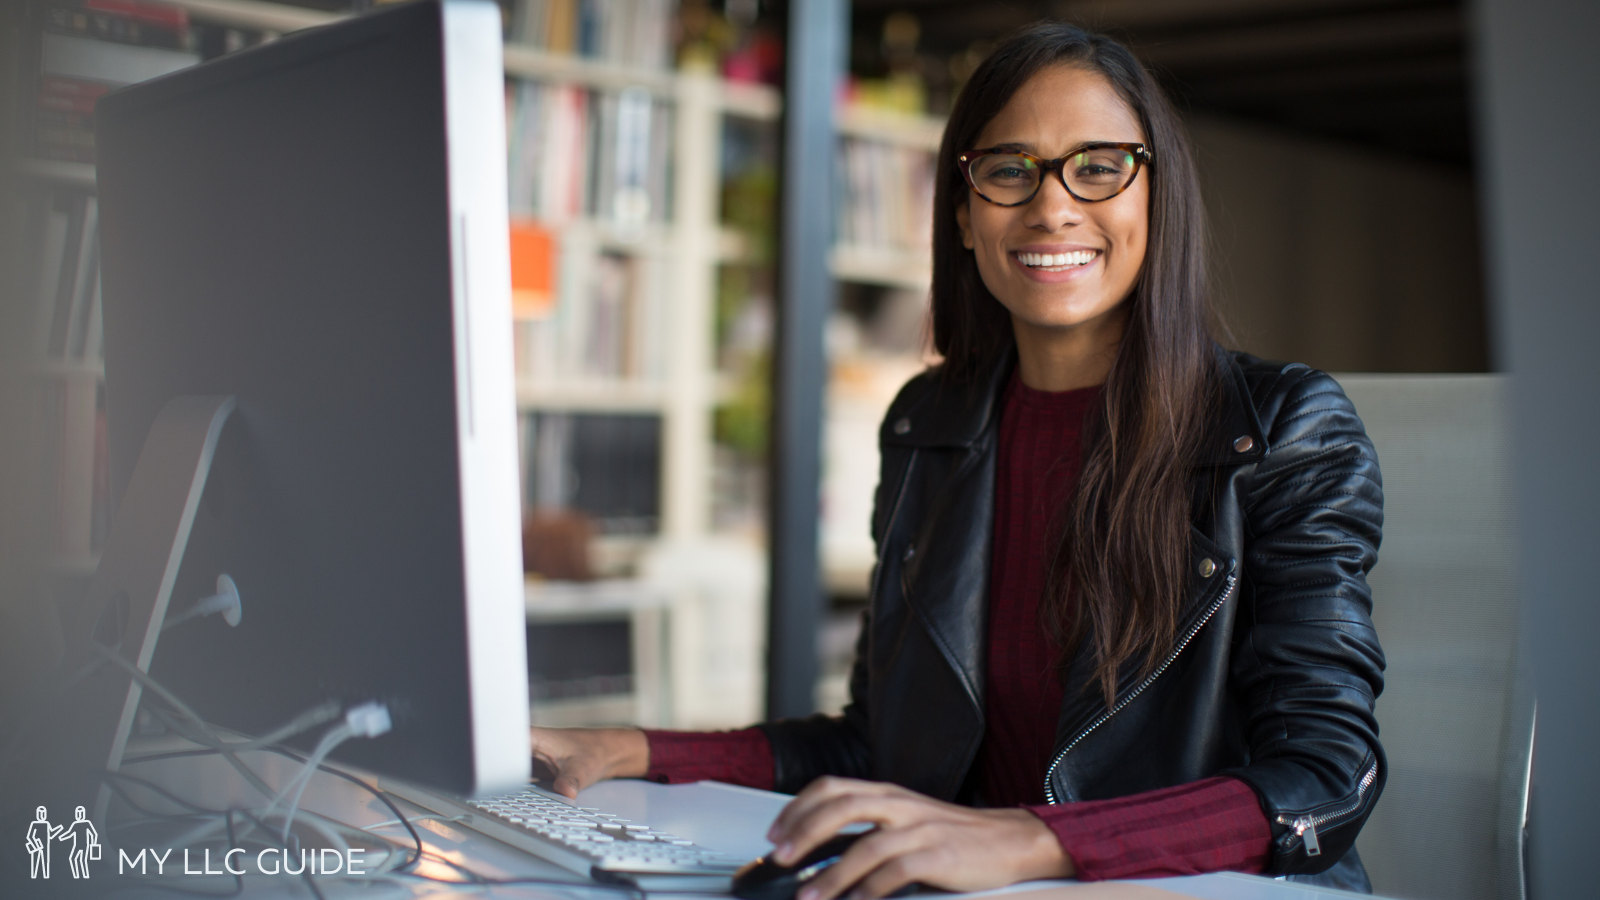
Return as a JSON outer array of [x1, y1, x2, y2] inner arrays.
[[640, 727, 776, 791], [1025, 776, 1270, 881]]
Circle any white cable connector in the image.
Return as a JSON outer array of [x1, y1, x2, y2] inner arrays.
[[162, 574, 242, 631], [343, 702, 392, 739], [275, 701, 392, 844]]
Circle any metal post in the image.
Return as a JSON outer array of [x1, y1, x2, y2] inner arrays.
[[767, 0, 845, 720]]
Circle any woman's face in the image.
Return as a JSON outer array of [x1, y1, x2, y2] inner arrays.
[[955, 64, 1150, 359]]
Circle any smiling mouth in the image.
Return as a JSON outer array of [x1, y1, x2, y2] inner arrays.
[[1015, 250, 1099, 270]]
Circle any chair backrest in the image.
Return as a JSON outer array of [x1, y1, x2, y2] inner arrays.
[[1340, 374, 1532, 900]]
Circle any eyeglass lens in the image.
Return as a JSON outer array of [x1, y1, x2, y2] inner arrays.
[[967, 148, 1139, 204]]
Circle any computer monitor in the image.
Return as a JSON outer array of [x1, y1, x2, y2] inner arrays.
[[81, 0, 528, 798]]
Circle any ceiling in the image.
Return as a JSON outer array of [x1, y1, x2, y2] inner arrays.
[[847, 0, 1475, 168]]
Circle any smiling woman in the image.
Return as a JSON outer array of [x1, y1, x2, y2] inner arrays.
[[953, 64, 1151, 392], [528, 21, 1387, 900]]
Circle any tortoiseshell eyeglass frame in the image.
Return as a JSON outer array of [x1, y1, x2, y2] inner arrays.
[[956, 142, 1153, 206]]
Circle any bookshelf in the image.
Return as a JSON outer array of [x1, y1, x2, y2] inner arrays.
[[9, 0, 947, 724], [7, 171, 110, 577]]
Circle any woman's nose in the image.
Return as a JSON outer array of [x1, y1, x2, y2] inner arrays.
[[1023, 171, 1087, 230]]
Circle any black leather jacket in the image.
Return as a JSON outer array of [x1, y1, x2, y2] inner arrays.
[[759, 349, 1386, 891]]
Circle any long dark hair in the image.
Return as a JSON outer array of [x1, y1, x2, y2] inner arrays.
[[929, 23, 1221, 704]]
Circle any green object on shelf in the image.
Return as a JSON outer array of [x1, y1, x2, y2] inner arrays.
[[715, 349, 769, 460]]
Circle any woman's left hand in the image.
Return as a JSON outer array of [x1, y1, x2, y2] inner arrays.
[[764, 776, 1075, 900]]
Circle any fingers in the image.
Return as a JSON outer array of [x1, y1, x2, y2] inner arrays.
[[768, 777, 906, 864], [529, 727, 602, 797], [799, 826, 925, 900], [527, 727, 650, 798], [768, 787, 1074, 900]]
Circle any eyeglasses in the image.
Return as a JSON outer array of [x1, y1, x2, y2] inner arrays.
[[956, 142, 1153, 206]]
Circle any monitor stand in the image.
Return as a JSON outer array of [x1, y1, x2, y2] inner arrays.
[[44, 394, 236, 819]]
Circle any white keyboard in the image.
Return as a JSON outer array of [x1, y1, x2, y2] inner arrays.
[[390, 782, 748, 890]]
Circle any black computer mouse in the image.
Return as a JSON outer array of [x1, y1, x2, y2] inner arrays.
[[730, 832, 867, 900]]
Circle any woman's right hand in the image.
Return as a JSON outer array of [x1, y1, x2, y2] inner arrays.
[[528, 726, 651, 798]]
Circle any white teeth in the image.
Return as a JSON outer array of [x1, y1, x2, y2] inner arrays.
[[1017, 250, 1097, 268]]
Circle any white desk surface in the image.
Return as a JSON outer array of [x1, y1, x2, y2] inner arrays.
[[102, 755, 1385, 900]]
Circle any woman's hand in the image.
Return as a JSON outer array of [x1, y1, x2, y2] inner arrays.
[[765, 777, 1074, 900], [528, 726, 650, 798]]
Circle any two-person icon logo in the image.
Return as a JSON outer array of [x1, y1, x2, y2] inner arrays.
[[26, 805, 100, 880]]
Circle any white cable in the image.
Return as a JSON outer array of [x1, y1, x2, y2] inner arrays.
[[269, 703, 391, 845], [364, 813, 469, 831], [131, 697, 342, 755], [99, 647, 390, 862], [97, 648, 279, 802], [161, 574, 243, 631], [266, 721, 352, 845], [84, 652, 407, 897]]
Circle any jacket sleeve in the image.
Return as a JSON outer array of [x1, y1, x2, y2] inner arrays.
[[754, 610, 874, 793], [1225, 366, 1387, 876]]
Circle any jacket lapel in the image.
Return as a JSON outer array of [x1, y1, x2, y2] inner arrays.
[[889, 353, 1014, 717]]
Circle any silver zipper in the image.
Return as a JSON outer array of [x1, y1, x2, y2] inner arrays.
[[1042, 573, 1238, 805], [1275, 757, 1380, 858]]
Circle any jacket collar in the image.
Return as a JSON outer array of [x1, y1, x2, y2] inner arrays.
[[882, 343, 1267, 466], [878, 345, 1016, 450], [1202, 344, 1269, 467]]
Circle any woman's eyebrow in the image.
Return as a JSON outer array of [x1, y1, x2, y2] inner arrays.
[[979, 139, 1135, 155]]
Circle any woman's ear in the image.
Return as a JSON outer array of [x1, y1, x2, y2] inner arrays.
[[955, 199, 974, 250]]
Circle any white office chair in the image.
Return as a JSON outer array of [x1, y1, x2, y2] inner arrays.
[[1340, 374, 1533, 900]]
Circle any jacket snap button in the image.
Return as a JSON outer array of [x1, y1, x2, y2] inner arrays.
[[903, 544, 916, 562], [893, 418, 911, 435], [1232, 435, 1255, 453], [1198, 558, 1217, 578]]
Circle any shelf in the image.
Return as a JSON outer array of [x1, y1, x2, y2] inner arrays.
[[48, 556, 101, 577], [502, 43, 677, 95], [525, 577, 670, 617], [8, 360, 105, 380], [564, 219, 677, 255], [13, 158, 97, 188], [829, 244, 932, 290], [516, 380, 671, 413], [162, 0, 337, 33], [715, 228, 764, 265], [837, 106, 944, 150], [718, 78, 781, 121]]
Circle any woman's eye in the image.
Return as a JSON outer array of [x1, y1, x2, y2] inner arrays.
[[976, 156, 1035, 183], [1070, 151, 1134, 182]]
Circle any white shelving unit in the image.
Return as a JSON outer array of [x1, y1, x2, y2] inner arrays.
[[14, 0, 948, 721]]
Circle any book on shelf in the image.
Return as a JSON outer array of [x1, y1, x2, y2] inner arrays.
[[508, 0, 676, 70], [44, 0, 193, 51], [24, 187, 104, 362], [522, 410, 662, 536], [507, 80, 672, 226], [5, 378, 111, 563], [53, 377, 106, 559], [513, 232, 668, 385], [510, 218, 558, 319], [31, 0, 201, 163], [834, 135, 935, 261]]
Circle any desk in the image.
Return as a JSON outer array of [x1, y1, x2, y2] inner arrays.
[[94, 753, 1389, 900]]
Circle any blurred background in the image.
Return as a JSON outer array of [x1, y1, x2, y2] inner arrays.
[[0, 0, 1486, 736]]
